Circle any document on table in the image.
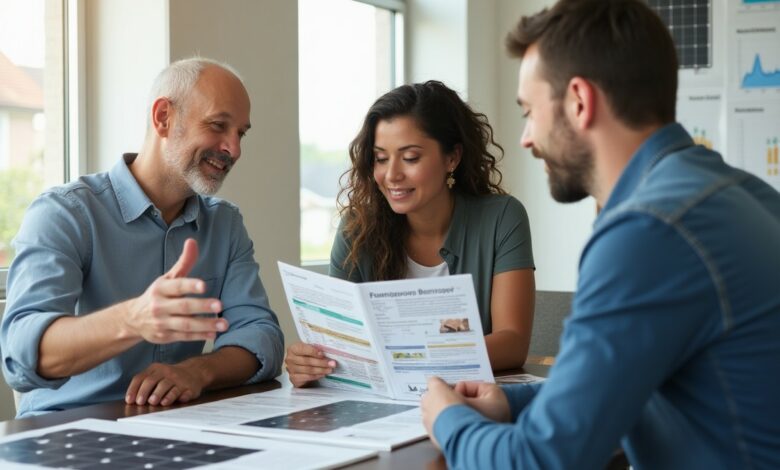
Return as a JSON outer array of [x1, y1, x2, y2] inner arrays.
[[0, 418, 376, 470], [278, 262, 494, 401], [496, 373, 546, 384], [123, 387, 427, 451]]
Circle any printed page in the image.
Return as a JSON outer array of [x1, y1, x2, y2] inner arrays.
[[0, 418, 377, 469], [123, 388, 426, 451], [359, 274, 494, 400], [278, 262, 390, 396]]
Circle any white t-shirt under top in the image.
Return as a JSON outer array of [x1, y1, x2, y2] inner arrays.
[[406, 255, 449, 278]]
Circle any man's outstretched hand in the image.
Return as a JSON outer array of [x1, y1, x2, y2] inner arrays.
[[121, 238, 228, 343]]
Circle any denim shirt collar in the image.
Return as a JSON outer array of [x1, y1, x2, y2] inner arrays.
[[599, 123, 695, 217], [109, 153, 200, 228]]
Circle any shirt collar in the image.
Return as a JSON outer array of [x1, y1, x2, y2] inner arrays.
[[600, 122, 695, 215], [109, 154, 154, 223], [182, 195, 201, 230], [109, 153, 201, 228]]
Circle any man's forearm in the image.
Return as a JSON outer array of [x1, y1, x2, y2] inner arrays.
[[37, 300, 139, 379], [178, 345, 260, 391]]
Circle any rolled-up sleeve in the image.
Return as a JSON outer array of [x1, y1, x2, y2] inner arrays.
[[213, 208, 284, 384], [1, 191, 90, 391]]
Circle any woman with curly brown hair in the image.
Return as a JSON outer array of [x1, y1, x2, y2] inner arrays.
[[285, 81, 535, 387]]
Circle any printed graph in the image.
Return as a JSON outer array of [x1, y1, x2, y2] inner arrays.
[[734, 115, 780, 190], [742, 54, 780, 88], [691, 127, 715, 149], [677, 90, 723, 151], [738, 36, 780, 90], [767, 137, 779, 176], [738, 0, 780, 12], [647, 0, 712, 69]]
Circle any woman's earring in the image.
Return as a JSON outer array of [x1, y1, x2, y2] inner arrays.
[[446, 171, 456, 189]]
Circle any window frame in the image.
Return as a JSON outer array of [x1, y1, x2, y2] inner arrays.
[[299, 0, 406, 268]]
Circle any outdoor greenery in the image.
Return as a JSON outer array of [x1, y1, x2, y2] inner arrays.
[[0, 167, 42, 266]]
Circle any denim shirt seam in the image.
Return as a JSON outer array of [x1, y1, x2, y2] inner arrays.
[[667, 172, 753, 222], [598, 204, 733, 331]]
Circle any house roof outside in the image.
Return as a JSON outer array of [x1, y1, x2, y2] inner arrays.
[[0, 50, 43, 111]]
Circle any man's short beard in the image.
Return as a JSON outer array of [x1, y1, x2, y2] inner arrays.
[[544, 106, 594, 203]]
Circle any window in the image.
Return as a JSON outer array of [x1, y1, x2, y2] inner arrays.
[[0, 0, 74, 297], [299, 0, 404, 264]]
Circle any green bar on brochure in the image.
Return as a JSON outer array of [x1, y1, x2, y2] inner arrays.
[[292, 298, 364, 326], [325, 375, 373, 389]]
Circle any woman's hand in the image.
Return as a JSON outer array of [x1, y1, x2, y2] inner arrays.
[[284, 342, 336, 387]]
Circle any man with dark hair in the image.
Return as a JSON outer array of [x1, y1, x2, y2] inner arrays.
[[421, 0, 780, 468]]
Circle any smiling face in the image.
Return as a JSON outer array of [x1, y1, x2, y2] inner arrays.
[[517, 45, 593, 203], [163, 66, 251, 196], [372, 116, 460, 218]]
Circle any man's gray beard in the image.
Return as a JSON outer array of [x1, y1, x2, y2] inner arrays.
[[164, 145, 226, 196], [183, 163, 223, 195]]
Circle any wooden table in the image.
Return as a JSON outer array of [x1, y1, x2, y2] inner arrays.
[[0, 364, 553, 469]]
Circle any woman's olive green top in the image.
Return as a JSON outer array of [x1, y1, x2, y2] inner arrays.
[[329, 193, 535, 334]]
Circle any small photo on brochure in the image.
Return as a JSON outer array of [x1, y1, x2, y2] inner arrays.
[[392, 351, 426, 360], [439, 318, 471, 333]]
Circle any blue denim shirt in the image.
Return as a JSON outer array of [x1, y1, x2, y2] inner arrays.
[[433, 123, 780, 469], [1, 155, 284, 417]]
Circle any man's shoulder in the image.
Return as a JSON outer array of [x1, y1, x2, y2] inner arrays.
[[607, 147, 761, 228], [196, 195, 245, 230], [198, 194, 240, 214], [37, 171, 113, 207]]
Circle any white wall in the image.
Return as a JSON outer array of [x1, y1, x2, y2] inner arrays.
[[406, 0, 468, 94], [494, 0, 595, 291], [85, 0, 168, 172]]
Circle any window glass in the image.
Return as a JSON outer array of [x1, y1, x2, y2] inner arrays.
[[0, 0, 65, 269], [299, 0, 402, 263]]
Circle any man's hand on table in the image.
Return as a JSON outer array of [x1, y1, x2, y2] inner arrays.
[[125, 362, 205, 406]]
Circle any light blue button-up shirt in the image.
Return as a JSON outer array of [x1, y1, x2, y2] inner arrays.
[[2, 155, 284, 417], [433, 123, 780, 469]]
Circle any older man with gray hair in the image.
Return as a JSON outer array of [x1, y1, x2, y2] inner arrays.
[[1, 58, 284, 416]]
